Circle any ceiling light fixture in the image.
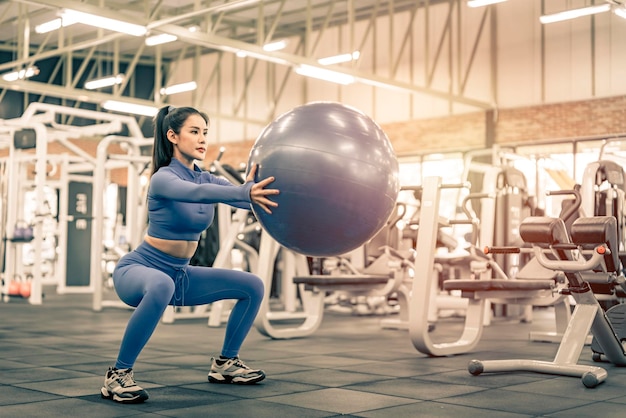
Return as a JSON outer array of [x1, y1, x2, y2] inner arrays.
[[263, 40, 287, 52], [84, 74, 125, 90], [614, 6, 626, 19], [35, 16, 77, 34], [540, 3, 611, 24], [102, 100, 158, 117], [2, 66, 40, 82], [294, 65, 355, 85], [160, 81, 198, 95], [318, 51, 361, 66], [61, 9, 147, 36], [145, 33, 178, 46], [467, 0, 507, 7]]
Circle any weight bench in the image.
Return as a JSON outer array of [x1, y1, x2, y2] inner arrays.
[[467, 216, 626, 387], [253, 227, 412, 339], [293, 274, 393, 293], [290, 251, 411, 331], [408, 177, 563, 357], [410, 270, 559, 357]]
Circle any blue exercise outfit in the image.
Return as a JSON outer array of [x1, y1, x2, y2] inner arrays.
[[112, 158, 263, 370]]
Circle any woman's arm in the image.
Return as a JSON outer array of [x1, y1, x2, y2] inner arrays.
[[150, 169, 253, 204]]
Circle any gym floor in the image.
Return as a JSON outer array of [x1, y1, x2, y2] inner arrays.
[[1, 291, 625, 418]]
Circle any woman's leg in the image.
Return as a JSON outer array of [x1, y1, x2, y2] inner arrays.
[[113, 264, 175, 369], [182, 266, 264, 358]]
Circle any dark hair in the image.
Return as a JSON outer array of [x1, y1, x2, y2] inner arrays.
[[151, 105, 209, 175]]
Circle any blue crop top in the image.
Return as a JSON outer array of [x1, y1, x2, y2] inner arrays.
[[146, 158, 253, 241]]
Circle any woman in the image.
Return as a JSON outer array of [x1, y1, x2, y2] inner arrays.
[[101, 105, 279, 404]]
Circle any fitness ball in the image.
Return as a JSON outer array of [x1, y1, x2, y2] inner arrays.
[[248, 101, 399, 257]]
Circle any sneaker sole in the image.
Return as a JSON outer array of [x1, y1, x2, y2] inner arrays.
[[101, 387, 149, 403], [208, 373, 266, 385]]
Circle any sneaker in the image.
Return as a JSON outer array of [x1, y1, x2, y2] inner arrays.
[[101, 367, 149, 403], [208, 357, 266, 384]]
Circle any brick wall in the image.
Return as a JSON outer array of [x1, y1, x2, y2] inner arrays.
[[382, 112, 486, 156], [381, 95, 626, 156], [496, 96, 626, 144]]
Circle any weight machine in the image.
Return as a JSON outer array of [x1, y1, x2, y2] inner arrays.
[[1, 103, 143, 304]]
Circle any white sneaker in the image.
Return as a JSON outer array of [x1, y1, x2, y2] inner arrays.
[[101, 367, 149, 403], [208, 357, 266, 384]]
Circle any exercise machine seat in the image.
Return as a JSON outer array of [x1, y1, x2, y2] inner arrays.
[[570, 216, 619, 274]]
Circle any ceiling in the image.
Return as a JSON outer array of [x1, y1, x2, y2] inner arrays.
[[0, 0, 459, 123], [4, 0, 617, 125], [1, 0, 429, 59]]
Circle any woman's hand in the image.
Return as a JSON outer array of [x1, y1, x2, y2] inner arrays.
[[247, 164, 279, 214]]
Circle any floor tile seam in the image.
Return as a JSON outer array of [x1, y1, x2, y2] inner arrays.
[[255, 392, 423, 414], [3, 373, 103, 385], [334, 387, 469, 402], [421, 398, 544, 415], [0, 388, 64, 405], [229, 396, 363, 415], [262, 385, 433, 400], [406, 376, 495, 388], [498, 384, 621, 399], [434, 395, 600, 414]]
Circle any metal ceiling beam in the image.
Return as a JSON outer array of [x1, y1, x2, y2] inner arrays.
[[157, 23, 491, 109], [0, 77, 269, 126]]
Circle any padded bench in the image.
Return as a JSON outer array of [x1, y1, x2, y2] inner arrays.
[[443, 278, 555, 296], [293, 274, 391, 291]]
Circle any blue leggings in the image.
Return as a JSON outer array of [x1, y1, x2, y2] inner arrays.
[[112, 241, 264, 369]]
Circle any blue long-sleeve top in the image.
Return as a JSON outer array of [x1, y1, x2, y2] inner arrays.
[[146, 158, 253, 241]]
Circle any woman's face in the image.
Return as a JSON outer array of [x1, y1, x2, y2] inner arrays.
[[168, 113, 208, 165]]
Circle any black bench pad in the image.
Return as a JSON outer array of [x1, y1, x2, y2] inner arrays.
[[443, 279, 555, 292], [293, 275, 390, 286]]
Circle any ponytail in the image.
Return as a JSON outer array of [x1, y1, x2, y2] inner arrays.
[[151, 105, 209, 175]]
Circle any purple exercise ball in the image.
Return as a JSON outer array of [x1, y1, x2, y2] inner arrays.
[[248, 101, 399, 257]]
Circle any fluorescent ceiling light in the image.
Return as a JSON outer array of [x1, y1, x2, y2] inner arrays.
[[2, 66, 39, 82], [615, 6, 626, 19], [540, 3, 611, 24], [61, 9, 147, 36], [145, 33, 178, 46], [294, 65, 355, 85], [160, 81, 197, 95], [263, 40, 287, 52], [35, 16, 77, 34], [467, 0, 507, 7], [318, 51, 361, 66], [102, 100, 158, 117], [85, 74, 125, 90]]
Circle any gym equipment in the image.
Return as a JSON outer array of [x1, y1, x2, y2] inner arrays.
[[409, 177, 565, 357], [580, 160, 626, 250], [579, 160, 626, 306], [467, 215, 626, 388], [255, 202, 414, 339], [591, 302, 626, 362], [66, 181, 93, 288], [0, 120, 48, 304], [253, 222, 413, 339], [91, 135, 155, 311], [0, 103, 149, 305], [248, 101, 399, 257]]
